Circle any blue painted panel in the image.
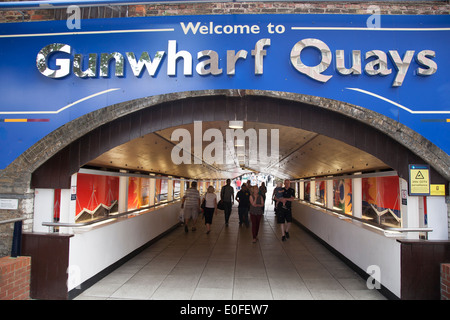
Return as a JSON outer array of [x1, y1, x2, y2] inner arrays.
[[0, 14, 449, 169]]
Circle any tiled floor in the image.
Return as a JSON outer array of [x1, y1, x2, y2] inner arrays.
[[75, 201, 386, 300]]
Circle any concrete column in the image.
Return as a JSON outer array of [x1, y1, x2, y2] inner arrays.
[[326, 179, 334, 209], [167, 177, 173, 201], [149, 177, 156, 206], [400, 178, 420, 239], [59, 189, 72, 234], [33, 188, 54, 233], [118, 171, 128, 213], [426, 196, 448, 240], [418, 196, 426, 228], [310, 180, 316, 203], [299, 180, 304, 200], [180, 179, 185, 199], [352, 173, 362, 218], [59, 189, 70, 222]]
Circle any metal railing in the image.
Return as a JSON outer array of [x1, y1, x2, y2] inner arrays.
[[0, 217, 26, 226], [42, 198, 180, 228], [296, 199, 433, 238], [0, 217, 27, 257]]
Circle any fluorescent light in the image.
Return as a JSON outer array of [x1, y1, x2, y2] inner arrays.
[[229, 120, 243, 129]]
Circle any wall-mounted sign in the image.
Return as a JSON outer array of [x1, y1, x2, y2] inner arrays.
[[409, 164, 430, 196], [0, 199, 19, 210], [0, 14, 449, 169], [430, 184, 446, 196]]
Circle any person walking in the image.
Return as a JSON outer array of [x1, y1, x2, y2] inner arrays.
[[258, 181, 267, 212], [220, 179, 234, 226], [203, 185, 217, 234], [235, 183, 250, 227], [272, 181, 284, 215], [181, 181, 200, 233], [236, 178, 242, 191], [277, 179, 296, 241], [249, 185, 264, 243]]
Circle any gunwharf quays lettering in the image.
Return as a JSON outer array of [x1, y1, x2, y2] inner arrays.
[[37, 39, 436, 87], [36, 39, 271, 78]]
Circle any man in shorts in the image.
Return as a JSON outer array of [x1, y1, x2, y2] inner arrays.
[[181, 181, 200, 232], [277, 179, 296, 241]]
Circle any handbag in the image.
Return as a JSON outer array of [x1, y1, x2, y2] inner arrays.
[[201, 198, 206, 210], [217, 199, 225, 210]]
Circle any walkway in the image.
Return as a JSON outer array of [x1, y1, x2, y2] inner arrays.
[[75, 200, 386, 300]]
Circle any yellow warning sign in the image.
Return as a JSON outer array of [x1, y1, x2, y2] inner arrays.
[[415, 171, 425, 179], [430, 184, 445, 196], [409, 165, 430, 195]]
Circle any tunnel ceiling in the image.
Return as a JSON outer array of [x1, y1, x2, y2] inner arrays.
[[85, 121, 390, 180]]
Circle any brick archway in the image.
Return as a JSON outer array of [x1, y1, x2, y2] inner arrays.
[[1, 89, 449, 193], [16, 89, 448, 190], [1, 89, 449, 256]]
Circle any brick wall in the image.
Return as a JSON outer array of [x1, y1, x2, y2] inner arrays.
[[0, 256, 31, 300], [0, 1, 449, 22], [442, 263, 450, 300]]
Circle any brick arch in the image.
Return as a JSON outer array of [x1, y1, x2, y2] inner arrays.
[[2, 89, 448, 191]]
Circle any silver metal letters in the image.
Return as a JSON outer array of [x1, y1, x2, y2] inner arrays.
[[251, 38, 271, 75], [73, 53, 97, 78], [389, 50, 415, 87], [126, 51, 165, 77], [290, 38, 332, 83], [36, 43, 71, 78], [100, 52, 124, 77], [227, 50, 248, 75], [336, 50, 361, 76], [364, 50, 392, 76], [289, 42, 436, 85], [196, 50, 222, 75], [36, 39, 437, 87], [416, 50, 437, 76]]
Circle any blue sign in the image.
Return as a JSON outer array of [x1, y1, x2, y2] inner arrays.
[[0, 14, 449, 169]]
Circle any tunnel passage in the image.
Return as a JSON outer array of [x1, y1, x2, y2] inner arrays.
[[30, 92, 449, 189]]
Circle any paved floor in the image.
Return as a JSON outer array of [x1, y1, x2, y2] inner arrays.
[[75, 200, 386, 300]]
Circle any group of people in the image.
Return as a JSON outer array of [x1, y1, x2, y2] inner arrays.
[[180, 179, 295, 242]]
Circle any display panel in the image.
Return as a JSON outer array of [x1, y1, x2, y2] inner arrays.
[[333, 179, 352, 214], [127, 177, 151, 210], [362, 176, 401, 227], [75, 173, 119, 222]]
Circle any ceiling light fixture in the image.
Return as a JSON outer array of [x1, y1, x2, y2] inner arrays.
[[229, 120, 243, 129]]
